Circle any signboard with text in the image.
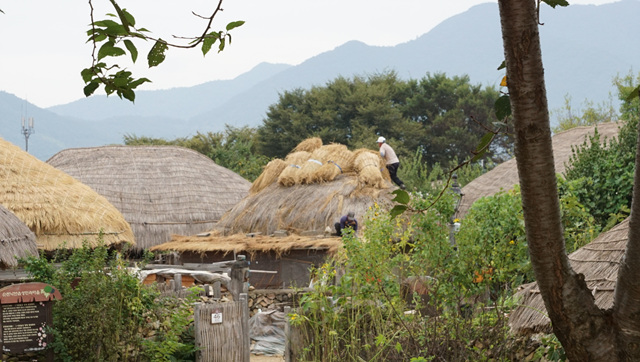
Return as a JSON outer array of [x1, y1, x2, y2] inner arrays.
[[0, 282, 62, 356]]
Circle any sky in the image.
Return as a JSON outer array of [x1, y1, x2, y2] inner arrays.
[[0, 0, 619, 108]]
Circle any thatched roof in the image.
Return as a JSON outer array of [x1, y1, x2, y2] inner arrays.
[[216, 174, 395, 236], [0, 138, 134, 250], [456, 122, 621, 219], [508, 218, 628, 335], [0, 204, 39, 268], [150, 231, 342, 257], [47, 145, 251, 251]]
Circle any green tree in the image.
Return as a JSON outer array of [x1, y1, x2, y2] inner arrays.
[[257, 71, 513, 167], [551, 94, 619, 133], [124, 125, 269, 181]]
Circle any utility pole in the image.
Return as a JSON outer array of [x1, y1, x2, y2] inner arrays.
[[21, 117, 34, 152]]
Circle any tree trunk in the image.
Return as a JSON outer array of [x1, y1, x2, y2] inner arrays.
[[497, 0, 616, 360], [613, 117, 640, 360]]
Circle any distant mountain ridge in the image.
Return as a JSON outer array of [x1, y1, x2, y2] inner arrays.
[[1, 0, 639, 161]]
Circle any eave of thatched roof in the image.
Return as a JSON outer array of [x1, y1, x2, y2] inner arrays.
[[0, 204, 39, 268], [1, 138, 134, 250], [215, 174, 395, 236], [47, 145, 250, 251], [457, 122, 622, 219], [508, 218, 628, 335], [150, 232, 342, 257]]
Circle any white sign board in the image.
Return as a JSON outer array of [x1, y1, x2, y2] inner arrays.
[[211, 310, 223, 324]]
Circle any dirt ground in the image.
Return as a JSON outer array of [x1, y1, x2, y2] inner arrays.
[[250, 354, 284, 361]]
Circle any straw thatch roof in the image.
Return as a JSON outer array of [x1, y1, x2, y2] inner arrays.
[[0, 204, 39, 268], [0, 138, 134, 250], [509, 217, 628, 335], [150, 231, 342, 257], [47, 145, 251, 251], [456, 122, 622, 219], [216, 175, 395, 236], [154, 139, 396, 256]]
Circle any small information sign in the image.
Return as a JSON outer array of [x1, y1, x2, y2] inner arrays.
[[211, 309, 223, 324], [0, 282, 62, 358]]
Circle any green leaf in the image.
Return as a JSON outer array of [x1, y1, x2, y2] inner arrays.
[[123, 39, 138, 62], [472, 132, 495, 162], [494, 94, 512, 120], [147, 39, 168, 67], [218, 36, 226, 52], [109, 0, 131, 32], [391, 189, 410, 205], [226, 20, 245, 31], [202, 32, 220, 56], [83, 82, 100, 97], [542, 0, 570, 8], [120, 88, 136, 102], [625, 86, 640, 102], [97, 42, 126, 60], [497, 60, 506, 70], [81, 68, 94, 83], [389, 205, 407, 219]]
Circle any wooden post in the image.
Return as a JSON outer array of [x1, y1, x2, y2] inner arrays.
[[194, 303, 202, 362], [213, 281, 221, 299], [284, 306, 291, 362], [240, 293, 250, 362], [230, 256, 250, 301], [174, 273, 182, 291]]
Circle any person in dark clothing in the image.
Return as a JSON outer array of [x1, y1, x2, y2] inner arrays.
[[335, 211, 358, 236]]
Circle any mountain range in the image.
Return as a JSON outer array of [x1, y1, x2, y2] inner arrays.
[[1, 0, 639, 161]]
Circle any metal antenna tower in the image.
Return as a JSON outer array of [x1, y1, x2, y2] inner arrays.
[[21, 117, 35, 152]]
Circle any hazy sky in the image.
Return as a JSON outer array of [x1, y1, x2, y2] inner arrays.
[[0, 0, 618, 108]]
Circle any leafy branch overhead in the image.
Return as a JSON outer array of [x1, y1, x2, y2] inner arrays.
[[82, 0, 244, 102]]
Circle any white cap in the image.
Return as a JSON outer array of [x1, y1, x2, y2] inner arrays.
[[376, 136, 386, 143]]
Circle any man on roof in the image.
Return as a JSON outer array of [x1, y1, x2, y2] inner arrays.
[[377, 136, 406, 190]]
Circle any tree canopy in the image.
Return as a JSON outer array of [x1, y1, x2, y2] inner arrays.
[[257, 71, 513, 167]]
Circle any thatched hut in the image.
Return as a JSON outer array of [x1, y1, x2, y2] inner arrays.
[[0, 204, 39, 268], [456, 122, 621, 219], [47, 145, 251, 251], [508, 217, 628, 335], [150, 231, 342, 288], [0, 137, 134, 250], [151, 139, 397, 288]]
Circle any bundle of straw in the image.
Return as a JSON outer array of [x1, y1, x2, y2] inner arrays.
[[353, 149, 388, 188], [311, 144, 355, 183], [250, 158, 287, 194], [277, 151, 311, 187], [294, 137, 322, 153], [296, 145, 338, 184]]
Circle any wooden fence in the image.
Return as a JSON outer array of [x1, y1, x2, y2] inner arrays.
[[194, 293, 250, 362]]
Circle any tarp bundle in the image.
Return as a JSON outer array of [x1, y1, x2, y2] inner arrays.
[[249, 310, 286, 356]]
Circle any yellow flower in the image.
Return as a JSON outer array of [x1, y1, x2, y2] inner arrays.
[[509, 240, 515, 245], [453, 218, 460, 223]]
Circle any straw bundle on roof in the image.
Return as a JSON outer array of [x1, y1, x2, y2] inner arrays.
[[353, 149, 389, 188], [509, 217, 628, 335], [311, 144, 355, 183], [47, 145, 250, 251], [294, 137, 323, 153], [0, 204, 39, 268], [250, 159, 287, 194], [151, 232, 343, 257], [216, 175, 395, 236], [277, 151, 311, 187], [297, 145, 341, 184], [456, 122, 622, 219], [0, 138, 134, 250]]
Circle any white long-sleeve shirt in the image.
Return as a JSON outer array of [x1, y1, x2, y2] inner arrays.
[[379, 143, 399, 165]]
